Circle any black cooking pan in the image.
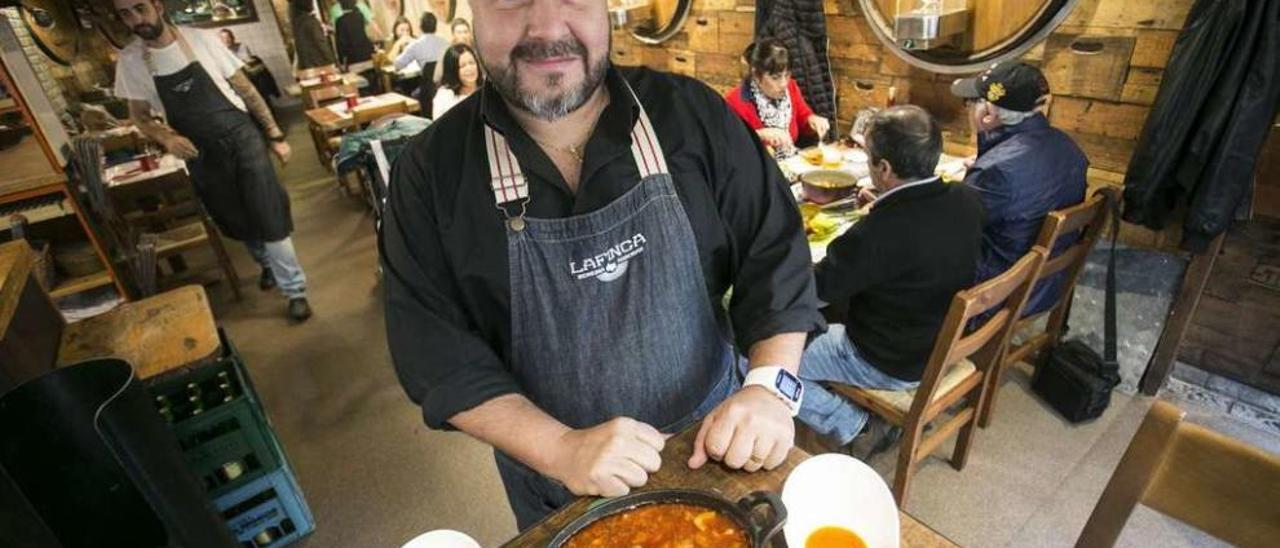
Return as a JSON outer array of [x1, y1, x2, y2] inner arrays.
[[548, 489, 786, 547]]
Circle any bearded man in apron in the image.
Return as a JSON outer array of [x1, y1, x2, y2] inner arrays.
[[381, 0, 824, 530], [112, 0, 313, 322]]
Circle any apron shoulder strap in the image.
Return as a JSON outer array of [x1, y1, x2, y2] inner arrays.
[[484, 79, 668, 207]]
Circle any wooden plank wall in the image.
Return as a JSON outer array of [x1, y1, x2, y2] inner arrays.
[[612, 0, 1195, 248]]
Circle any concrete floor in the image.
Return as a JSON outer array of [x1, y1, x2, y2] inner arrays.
[[186, 109, 1275, 547]]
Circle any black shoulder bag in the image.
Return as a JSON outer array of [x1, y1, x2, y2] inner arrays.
[[1031, 197, 1122, 423]]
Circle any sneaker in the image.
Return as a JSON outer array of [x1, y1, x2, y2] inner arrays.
[[258, 268, 277, 290], [845, 415, 901, 461], [287, 297, 312, 322]]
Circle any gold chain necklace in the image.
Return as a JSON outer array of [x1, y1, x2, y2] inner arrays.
[[529, 135, 587, 163]]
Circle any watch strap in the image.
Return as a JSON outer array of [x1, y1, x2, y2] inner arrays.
[[743, 366, 803, 417]]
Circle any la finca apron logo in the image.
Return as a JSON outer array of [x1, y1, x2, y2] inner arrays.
[[174, 78, 195, 93], [569, 233, 648, 282]]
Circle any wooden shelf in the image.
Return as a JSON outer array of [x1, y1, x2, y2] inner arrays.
[[49, 270, 114, 299]]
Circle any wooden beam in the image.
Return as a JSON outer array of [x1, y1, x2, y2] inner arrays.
[[1140, 232, 1227, 395]]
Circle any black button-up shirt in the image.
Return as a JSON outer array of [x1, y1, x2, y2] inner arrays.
[[380, 67, 823, 429]]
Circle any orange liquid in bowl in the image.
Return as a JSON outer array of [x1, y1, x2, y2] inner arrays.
[[805, 525, 867, 548]]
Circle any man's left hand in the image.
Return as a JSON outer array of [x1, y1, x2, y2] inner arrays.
[[270, 140, 292, 164], [688, 386, 794, 472]]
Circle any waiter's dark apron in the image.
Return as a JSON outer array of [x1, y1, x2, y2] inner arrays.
[[146, 35, 292, 242], [484, 85, 738, 530]]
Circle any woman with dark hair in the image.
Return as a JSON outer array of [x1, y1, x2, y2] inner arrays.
[[724, 39, 830, 157], [387, 16, 415, 59], [431, 43, 481, 118]]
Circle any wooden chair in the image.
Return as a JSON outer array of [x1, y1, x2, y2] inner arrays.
[[830, 247, 1047, 506], [979, 188, 1117, 427], [1076, 400, 1280, 547], [305, 82, 358, 109], [330, 100, 412, 196]]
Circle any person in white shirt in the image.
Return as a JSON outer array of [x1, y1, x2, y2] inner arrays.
[[394, 12, 448, 71], [112, 0, 313, 321], [431, 43, 481, 118]]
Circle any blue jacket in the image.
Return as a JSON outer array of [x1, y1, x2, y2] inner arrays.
[[966, 114, 1087, 316]]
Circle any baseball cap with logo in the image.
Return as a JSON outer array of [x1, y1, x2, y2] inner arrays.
[[950, 61, 1050, 112]]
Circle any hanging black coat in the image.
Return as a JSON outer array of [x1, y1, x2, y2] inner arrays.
[[1122, 0, 1280, 252], [756, 0, 837, 138]]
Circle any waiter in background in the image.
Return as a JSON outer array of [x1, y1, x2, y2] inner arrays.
[[112, 0, 313, 321]]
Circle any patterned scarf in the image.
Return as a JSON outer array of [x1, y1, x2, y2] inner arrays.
[[750, 79, 795, 157]]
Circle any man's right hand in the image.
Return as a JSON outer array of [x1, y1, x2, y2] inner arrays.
[[162, 134, 199, 160], [547, 417, 665, 497]]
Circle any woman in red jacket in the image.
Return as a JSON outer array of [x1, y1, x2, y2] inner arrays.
[[724, 39, 830, 157]]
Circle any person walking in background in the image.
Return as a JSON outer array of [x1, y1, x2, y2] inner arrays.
[[112, 0, 314, 321], [431, 43, 481, 118], [219, 28, 280, 102], [289, 0, 335, 70]]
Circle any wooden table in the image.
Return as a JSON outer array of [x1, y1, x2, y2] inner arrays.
[[57, 284, 221, 380], [379, 64, 422, 94], [504, 427, 958, 547], [284, 72, 368, 98], [304, 92, 422, 133]]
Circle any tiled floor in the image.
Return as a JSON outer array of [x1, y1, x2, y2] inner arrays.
[[194, 109, 1276, 547]]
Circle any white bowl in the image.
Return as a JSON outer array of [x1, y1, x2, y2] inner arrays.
[[401, 530, 481, 548], [781, 453, 899, 548]]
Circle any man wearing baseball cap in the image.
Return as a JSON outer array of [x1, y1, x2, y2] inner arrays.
[[951, 61, 1087, 317]]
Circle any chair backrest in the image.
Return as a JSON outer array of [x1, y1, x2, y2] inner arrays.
[[1032, 188, 1115, 316], [307, 83, 358, 108], [1077, 400, 1280, 547], [911, 247, 1047, 416], [352, 100, 409, 127]]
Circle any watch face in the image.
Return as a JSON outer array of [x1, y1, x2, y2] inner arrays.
[[775, 370, 802, 401]]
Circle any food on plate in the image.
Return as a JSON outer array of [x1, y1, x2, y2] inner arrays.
[[805, 525, 866, 548], [564, 503, 747, 548], [801, 147, 825, 166], [805, 212, 840, 241], [800, 170, 859, 205]]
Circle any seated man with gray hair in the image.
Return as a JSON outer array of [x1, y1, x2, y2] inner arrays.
[[798, 105, 986, 457], [951, 62, 1087, 317]]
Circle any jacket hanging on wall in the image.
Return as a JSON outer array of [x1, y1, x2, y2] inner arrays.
[[1121, 0, 1280, 252], [755, 0, 837, 136]]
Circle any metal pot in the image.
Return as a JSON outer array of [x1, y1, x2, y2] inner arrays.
[[800, 169, 860, 205], [549, 489, 786, 547]]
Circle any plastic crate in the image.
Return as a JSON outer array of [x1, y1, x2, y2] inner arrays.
[[171, 396, 284, 498], [214, 467, 314, 548], [146, 331, 259, 425]]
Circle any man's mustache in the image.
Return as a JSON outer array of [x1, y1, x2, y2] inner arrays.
[[510, 38, 586, 63], [131, 23, 161, 37]]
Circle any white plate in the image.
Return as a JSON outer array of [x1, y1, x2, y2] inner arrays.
[[781, 453, 899, 548], [401, 530, 480, 548]]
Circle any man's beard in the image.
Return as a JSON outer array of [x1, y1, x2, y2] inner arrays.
[[481, 37, 608, 122], [132, 23, 163, 41]]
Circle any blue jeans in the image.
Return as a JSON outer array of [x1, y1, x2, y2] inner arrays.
[[245, 238, 307, 299], [798, 324, 918, 446]]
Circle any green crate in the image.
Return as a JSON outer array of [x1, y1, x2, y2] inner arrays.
[[146, 331, 259, 425], [171, 395, 283, 499]]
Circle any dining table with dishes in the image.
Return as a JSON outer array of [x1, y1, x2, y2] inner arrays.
[[499, 425, 958, 547], [786, 141, 969, 263]]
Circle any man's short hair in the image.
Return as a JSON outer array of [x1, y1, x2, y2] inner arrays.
[[420, 12, 438, 34], [865, 105, 942, 181]]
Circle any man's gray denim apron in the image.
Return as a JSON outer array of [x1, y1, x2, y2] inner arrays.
[[483, 84, 737, 530]]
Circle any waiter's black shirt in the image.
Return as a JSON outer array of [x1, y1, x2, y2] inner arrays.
[[381, 67, 824, 429]]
